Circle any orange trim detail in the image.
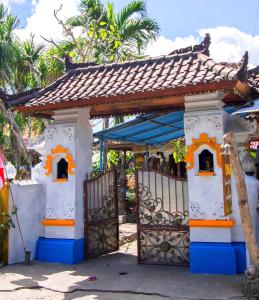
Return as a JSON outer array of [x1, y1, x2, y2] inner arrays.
[[44, 144, 76, 176], [197, 171, 215, 176], [185, 133, 222, 170], [53, 178, 68, 183], [189, 219, 235, 228], [41, 219, 75, 227]]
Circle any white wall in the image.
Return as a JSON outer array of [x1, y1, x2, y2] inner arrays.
[[8, 181, 45, 264]]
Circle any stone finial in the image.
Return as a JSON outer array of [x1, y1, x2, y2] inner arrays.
[[65, 53, 72, 72]]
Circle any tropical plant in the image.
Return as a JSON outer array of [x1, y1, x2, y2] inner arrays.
[[0, 4, 20, 92], [171, 140, 186, 163], [66, 0, 159, 63]]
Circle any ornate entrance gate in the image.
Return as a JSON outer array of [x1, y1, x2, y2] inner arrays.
[[136, 169, 189, 266], [84, 170, 119, 258]]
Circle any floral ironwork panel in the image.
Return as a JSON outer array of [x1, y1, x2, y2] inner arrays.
[[88, 184, 116, 223], [139, 229, 190, 266], [138, 183, 189, 226], [87, 222, 119, 258]]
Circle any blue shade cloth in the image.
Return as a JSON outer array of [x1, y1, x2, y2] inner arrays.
[[232, 99, 259, 116], [94, 107, 238, 145]]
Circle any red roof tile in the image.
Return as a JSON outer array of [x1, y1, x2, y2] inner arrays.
[[5, 34, 252, 113]]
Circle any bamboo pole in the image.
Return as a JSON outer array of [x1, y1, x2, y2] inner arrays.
[[223, 132, 259, 269]]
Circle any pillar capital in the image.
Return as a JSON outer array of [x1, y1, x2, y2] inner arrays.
[[185, 91, 225, 112]]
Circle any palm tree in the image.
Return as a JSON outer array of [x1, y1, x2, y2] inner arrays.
[[0, 4, 19, 92], [67, 0, 159, 63]]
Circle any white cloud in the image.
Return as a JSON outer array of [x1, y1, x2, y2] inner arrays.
[[11, 1, 259, 68], [15, 0, 80, 45], [146, 26, 259, 67]]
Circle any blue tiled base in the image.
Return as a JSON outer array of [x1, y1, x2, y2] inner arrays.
[[232, 242, 246, 274], [36, 237, 85, 264], [190, 242, 246, 275]]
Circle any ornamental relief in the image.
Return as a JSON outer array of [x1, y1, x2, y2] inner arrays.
[[46, 207, 56, 219], [238, 117, 257, 134], [184, 116, 200, 132], [185, 133, 222, 170], [44, 144, 76, 176], [211, 201, 227, 220], [189, 202, 206, 219], [45, 128, 57, 142], [207, 114, 222, 131], [63, 206, 74, 219], [63, 127, 74, 142]]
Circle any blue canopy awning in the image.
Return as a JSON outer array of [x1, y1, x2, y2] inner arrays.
[[94, 106, 238, 146], [232, 99, 259, 116], [94, 111, 185, 145]]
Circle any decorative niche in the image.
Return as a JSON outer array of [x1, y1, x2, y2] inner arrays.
[[185, 133, 222, 176], [57, 158, 68, 180], [44, 145, 76, 182], [198, 149, 215, 176]]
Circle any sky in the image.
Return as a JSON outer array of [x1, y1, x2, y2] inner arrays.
[[2, 0, 259, 66]]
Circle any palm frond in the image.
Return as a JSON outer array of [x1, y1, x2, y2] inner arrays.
[[116, 0, 146, 28], [121, 17, 159, 51]]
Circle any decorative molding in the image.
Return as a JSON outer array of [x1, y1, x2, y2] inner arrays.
[[238, 117, 257, 134], [184, 116, 200, 131], [44, 144, 76, 176], [190, 202, 207, 219], [64, 207, 74, 219], [46, 207, 56, 219], [211, 201, 226, 220], [207, 113, 222, 131], [63, 127, 74, 141], [41, 219, 75, 226], [185, 133, 222, 170], [197, 171, 215, 176], [189, 219, 235, 227], [45, 128, 57, 142]]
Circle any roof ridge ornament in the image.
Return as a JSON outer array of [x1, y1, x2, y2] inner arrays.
[[169, 33, 211, 57], [65, 53, 72, 72], [236, 51, 248, 81], [65, 53, 97, 72]]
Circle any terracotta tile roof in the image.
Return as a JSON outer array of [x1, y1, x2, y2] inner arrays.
[[6, 34, 250, 111], [247, 65, 259, 93]]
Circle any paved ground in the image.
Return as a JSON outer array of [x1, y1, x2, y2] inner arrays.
[[0, 224, 247, 300], [119, 223, 137, 246], [0, 248, 246, 300]]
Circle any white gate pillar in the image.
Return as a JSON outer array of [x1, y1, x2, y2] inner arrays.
[[36, 108, 92, 264], [184, 92, 246, 274]]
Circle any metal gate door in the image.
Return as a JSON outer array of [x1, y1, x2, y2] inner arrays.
[[84, 170, 119, 258], [137, 169, 189, 266]]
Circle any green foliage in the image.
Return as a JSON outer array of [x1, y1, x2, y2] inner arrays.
[[0, 206, 16, 242], [171, 140, 186, 163], [65, 0, 159, 63]]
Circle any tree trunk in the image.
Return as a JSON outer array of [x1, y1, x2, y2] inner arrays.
[[223, 133, 259, 268], [223, 133, 259, 297]]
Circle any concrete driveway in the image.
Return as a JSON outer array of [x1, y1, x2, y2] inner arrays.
[[0, 248, 246, 300]]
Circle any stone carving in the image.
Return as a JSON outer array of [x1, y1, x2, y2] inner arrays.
[[45, 128, 57, 142], [63, 127, 74, 142], [64, 206, 74, 219], [207, 113, 222, 131], [189, 202, 206, 219], [211, 201, 227, 220], [184, 116, 200, 131], [238, 117, 257, 134], [46, 207, 56, 219]]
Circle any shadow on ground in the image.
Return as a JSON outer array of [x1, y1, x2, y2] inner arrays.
[[0, 251, 245, 300]]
